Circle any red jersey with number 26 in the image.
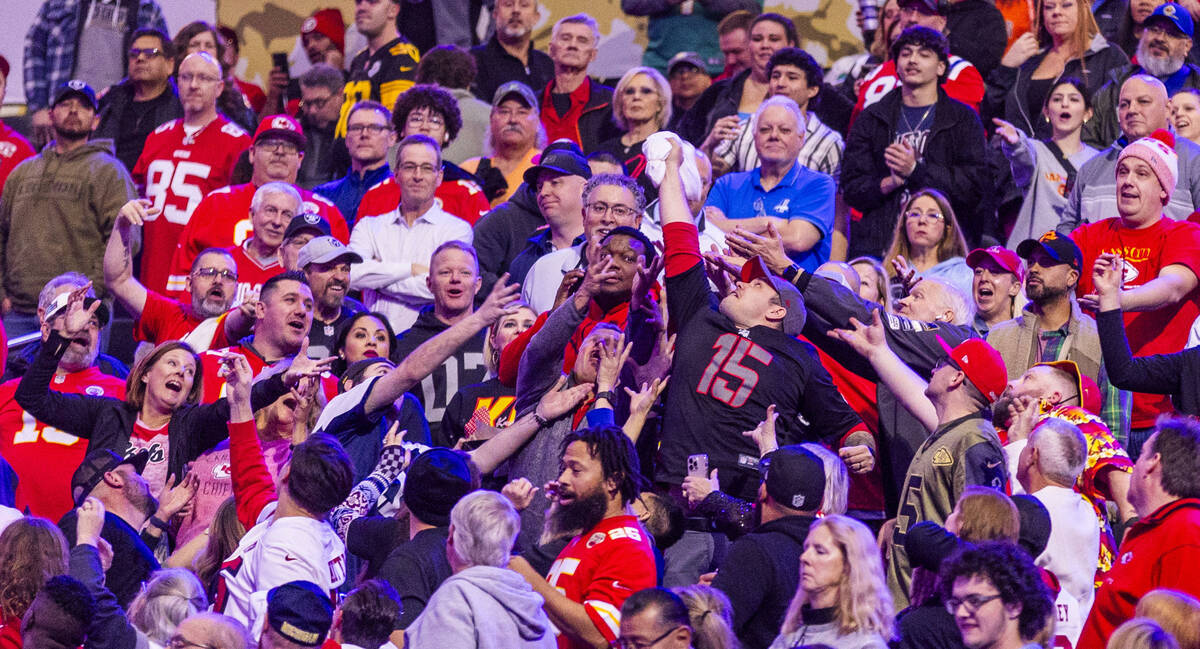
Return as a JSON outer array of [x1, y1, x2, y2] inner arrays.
[[0, 368, 126, 520], [546, 514, 655, 649], [132, 117, 251, 294]]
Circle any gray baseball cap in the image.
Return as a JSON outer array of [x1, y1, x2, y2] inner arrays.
[[492, 81, 539, 112], [297, 236, 363, 268]]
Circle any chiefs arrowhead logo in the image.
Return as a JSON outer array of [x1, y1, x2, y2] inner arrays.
[[271, 116, 296, 131], [214, 462, 232, 479], [301, 17, 317, 33]]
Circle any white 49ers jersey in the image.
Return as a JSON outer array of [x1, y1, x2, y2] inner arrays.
[[132, 117, 251, 294]]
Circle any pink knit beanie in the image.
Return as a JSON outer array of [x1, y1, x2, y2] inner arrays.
[[1117, 129, 1178, 199]]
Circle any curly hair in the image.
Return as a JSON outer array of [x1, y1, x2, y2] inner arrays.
[[391, 84, 463, 144], [780, 515, 895, 639], [938, 541, 1055, 642], [890, 25, 950, 65], [0, 517, 69, 620]]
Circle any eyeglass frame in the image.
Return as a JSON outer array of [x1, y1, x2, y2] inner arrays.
[[128, 47, 164, 59], [903, 210, 945, 222], [944, 592, 1003, 616], [615, 625, 685, 649], [405, 111, 446, 127], [346, 123, 393, 136], [585, 201, 639, 220], [191, 267, 238, 282]]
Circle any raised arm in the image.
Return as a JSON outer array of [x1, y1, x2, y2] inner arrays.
[[223, 351, 277, 529], [364, 276, 521, 414], [103, 200, 150, 316], [829, 309, 939, 433]]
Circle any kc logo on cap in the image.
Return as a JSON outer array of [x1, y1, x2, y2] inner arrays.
[[1165, 4, 1177, 16], [68, 79, 87, 90], [304, 213, 321, 224], [272, 116, 296, 131], [301, 16, 317, 32]]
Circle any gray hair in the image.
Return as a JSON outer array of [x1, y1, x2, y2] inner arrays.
[[582, 172, 647, 214], [1029, 418, 1087, 488], [552, 13, 600, 45], [612, 67, 672, 132], [181, 612, 252, 649], [449, 490, 521, 568], [249, 182, 302, 213], [127, 569, 208, 645], [754, 94, 807, 132], [921, 277, 974, 326], [299, 63, 345, 95], [38, 272, 93, 315], [800, 442, 848, 515], [482, 120, 547, 156]]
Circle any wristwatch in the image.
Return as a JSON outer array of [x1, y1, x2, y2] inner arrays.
[[594, 390, 617, 404]]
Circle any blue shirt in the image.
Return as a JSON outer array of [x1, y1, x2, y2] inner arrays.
[[705, 162, 836, 272], [314, 164, 393, 226]]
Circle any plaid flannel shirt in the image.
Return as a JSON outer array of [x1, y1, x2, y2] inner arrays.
[[23, 0, 167, 111], [1038, 327, 1132, 445]]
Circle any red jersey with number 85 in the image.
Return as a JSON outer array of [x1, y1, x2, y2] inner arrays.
[[132, 117, 251, 294], [0, 369, 126, 520]]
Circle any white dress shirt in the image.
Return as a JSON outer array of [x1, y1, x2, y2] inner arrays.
[[1033, 484, 1101, 625], [349, 202, 473, 332], [521, 244, 583, 314]]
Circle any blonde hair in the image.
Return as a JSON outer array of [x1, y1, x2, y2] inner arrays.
[[780, 515, 894, 639], [483, 302, 534, 377], [127, 569, 208, 645], [799, 443, 848, 515], [884, 188, 969, 281], [673, 585, 739, 649], [613, 67, 673, 132], [1137, 590, 1200, 649], [1108, 618, 1181, 649]]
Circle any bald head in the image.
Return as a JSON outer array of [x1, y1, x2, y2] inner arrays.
[[816, 261, 861, 293], [1119, 74, 1170, 139], [174, 614, 251, 649], [180, 51, 222, 76]]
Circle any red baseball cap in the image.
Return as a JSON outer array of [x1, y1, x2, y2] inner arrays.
[[966, 246, 1025, 281], [1034, 360, 1101, 414], [936, 336, 1008, 403], [254, 114, 307, 151], [302, 8, 346, 54], [0, 54, 9, 80]]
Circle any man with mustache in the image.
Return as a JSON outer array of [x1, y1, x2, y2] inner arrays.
[[987, 232, 1130, 443], [298, 236, 365, 359], [509, 426, 657, 649], [470, 0, 553, 104], [105, 199, 248, 352], [462, 82, 546, 206], [127, 51, 251, 296], [0, 80, 136, 340], [1085, 3, 1200, 149]]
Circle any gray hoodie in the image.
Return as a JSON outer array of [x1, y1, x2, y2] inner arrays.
[[404, 565, 556, 649]]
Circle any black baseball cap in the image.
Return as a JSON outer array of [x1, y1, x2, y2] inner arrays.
[[898, 0, 945, 15], [1016, 230, 1083, 269], [284, 212, 331, 241], [522, 148, 592, 187], [70, 449, 150, 507], [52, 80, 98, 110], [403, 448, 473, 526], [763, 445, 825, 511], [266, 581, 334, 647], [602, 226, 657, 262]]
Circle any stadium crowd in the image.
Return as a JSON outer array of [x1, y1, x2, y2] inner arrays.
[[3, 0, 1200, 648]]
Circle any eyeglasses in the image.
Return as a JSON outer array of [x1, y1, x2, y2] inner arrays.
[[129, 47, 164, 59], [168, 634, 217, 649], [178, 73, 221, 85], [616, 626, 684, 649], [400, 162, 439, 176], [406, 112, 445, 127], [586, 202, 639, 220], [256, 139, 299, 154], [192, 267, 237, 282], [945, 593, 1003, 615], [904, 210, 945, 222], [347, 124, 392, 136], [300, 95, 334, 110]]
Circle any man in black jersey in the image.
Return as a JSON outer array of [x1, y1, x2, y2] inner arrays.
[[335, 0, 420, 139], [656, 139, 875, 504]]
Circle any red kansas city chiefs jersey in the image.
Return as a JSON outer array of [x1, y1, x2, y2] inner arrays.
[[165, 183, 349, 300], [357, 175, 491, 225], [133, 117, 251, 295], [0, 368, 126, 520], [225, 242, 282, 306], [546, 514, 655, 649]]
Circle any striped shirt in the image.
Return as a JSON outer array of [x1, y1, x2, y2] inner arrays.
[[720, 111, 845, 180]]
